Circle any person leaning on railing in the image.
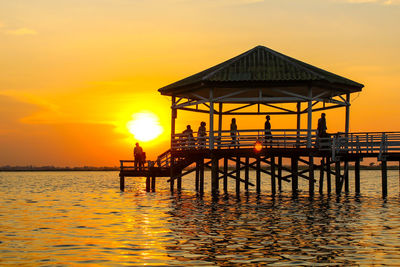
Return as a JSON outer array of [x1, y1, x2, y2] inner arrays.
[[182, 125, 194, 148]]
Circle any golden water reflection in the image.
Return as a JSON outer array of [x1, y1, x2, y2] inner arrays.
[[0, 171, 400, 265]]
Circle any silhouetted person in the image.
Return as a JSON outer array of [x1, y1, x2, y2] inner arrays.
[[197, 121, 206, 148], [183, 125, 194, 148], [264, 115, 272, 146], [230, 118, 238, 148], [317, 113, 328, 138], [317, 113, 328, 148], [134, 142, 143, 170]]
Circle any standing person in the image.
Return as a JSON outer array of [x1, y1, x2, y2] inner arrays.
[[264, 115, 272, 146], [197, 121, 206, 148], [317, 113, 328, 138], [182, 125, 194, 148], [317, 113, 328, 148], [230, 118, 238, 148], [133, 142, 143, 170]]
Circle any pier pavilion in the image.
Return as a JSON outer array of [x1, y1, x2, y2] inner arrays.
[[120, 45, 400, 198]]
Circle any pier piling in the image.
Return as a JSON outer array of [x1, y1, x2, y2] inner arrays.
[[291, 157, 298, 195], [355, 159, 360, 194], [381, 160, 388, 198]]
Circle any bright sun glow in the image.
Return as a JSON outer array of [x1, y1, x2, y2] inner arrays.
[[127, 112, 163, 142]]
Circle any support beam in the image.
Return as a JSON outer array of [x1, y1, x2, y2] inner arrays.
[[151, 176, 156, 192], [297, 102, 301, 147], [256, 156, 261, 194], [309, 156, 314, 196], [146, 176, 150, 192], [211, 155, 219, 195], [271, 157, 276, 195], [278, 157, 282, 192], [344, 160, 349, 193], [382, 160, 388, 198], [355, 159, 360, 194], [245, 157, 249, 191], [218, 103, 223, 147], [236, 156, 240, 195], [319, 158, 324, 194], [223, 157, 228, 193], [307, 87, 313, 148], [327, 157, 331, 194], [291, 157, 299, 196], [345, 93, 350, 134], [120, 175, 125, 191], [200, 159, 204, 195], [335, 160, 341, 195], [177, 170, 182, 192], [209, 89, 214, 149]]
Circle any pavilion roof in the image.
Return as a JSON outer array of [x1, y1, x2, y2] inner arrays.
[[158, 45, 363, 100]]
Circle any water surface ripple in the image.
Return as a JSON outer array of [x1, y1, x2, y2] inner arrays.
[[0, 171, 399, 265]]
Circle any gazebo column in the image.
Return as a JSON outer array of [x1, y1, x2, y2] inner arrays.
[[297, 102, 301, 147], [345, 93, 350, 134], [218, 103, 223, 148], [170, 96, 177, 193], [307, 87, 313, 148], [209, 89, 214, 149]]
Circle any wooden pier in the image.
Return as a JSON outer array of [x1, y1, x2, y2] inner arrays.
[[119, 45, 400, 198]]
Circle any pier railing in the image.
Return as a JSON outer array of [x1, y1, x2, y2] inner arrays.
[[172, 129, 317, 150], [328, 132, 400, 160]]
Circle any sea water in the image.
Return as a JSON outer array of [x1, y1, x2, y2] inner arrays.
[[0, 170, 400, 265]]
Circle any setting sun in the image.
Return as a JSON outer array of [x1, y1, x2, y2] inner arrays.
[[127, 112, 164, 142]]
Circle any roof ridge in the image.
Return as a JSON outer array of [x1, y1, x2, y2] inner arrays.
[[259, 46, 324, 80], [202, 46, 260, 80]]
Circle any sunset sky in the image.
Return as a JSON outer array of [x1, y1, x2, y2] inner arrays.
[[0, 0, 399, 166]]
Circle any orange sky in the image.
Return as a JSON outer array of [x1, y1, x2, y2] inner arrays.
[[0, 0, 399, 166]]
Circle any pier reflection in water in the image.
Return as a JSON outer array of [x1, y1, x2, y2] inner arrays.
[[0, 171, 399, 265]]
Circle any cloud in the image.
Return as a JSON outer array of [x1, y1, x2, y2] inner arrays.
[[5, 27, 37, 36]]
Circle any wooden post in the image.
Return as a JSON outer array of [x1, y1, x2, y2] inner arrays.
[[335, 160, 341, 195], [151, 175, 156, 191], [256, 156, 261, 194], [271, 157, 276, 195], [245, 157, 249, 191], [211, 155, 219, 195], [146, 176, 151, 192], [170, 96, 176, 194], [278, 157, 282, 191], [327, 157, 331, 194], [309, 156, 314, 196], [195, 161, 200, 192], [319, 158, 325, 194], [177, 170, 182, 192], [291, 157, 298, 195], [209, 89, 214, 149], [223, 157, 228, 193], [344, 160, 349, 193], [236, 156, 240, 195], [355, 158, 360, 194], [200, 159, 204, 195], [307, 87, 313, 148], [381, 160, 388, 198], [218, 103, 223, 148], [119, 175, 125, 191], [345, 93, 350, 135], [297, 102, 301, 147]]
